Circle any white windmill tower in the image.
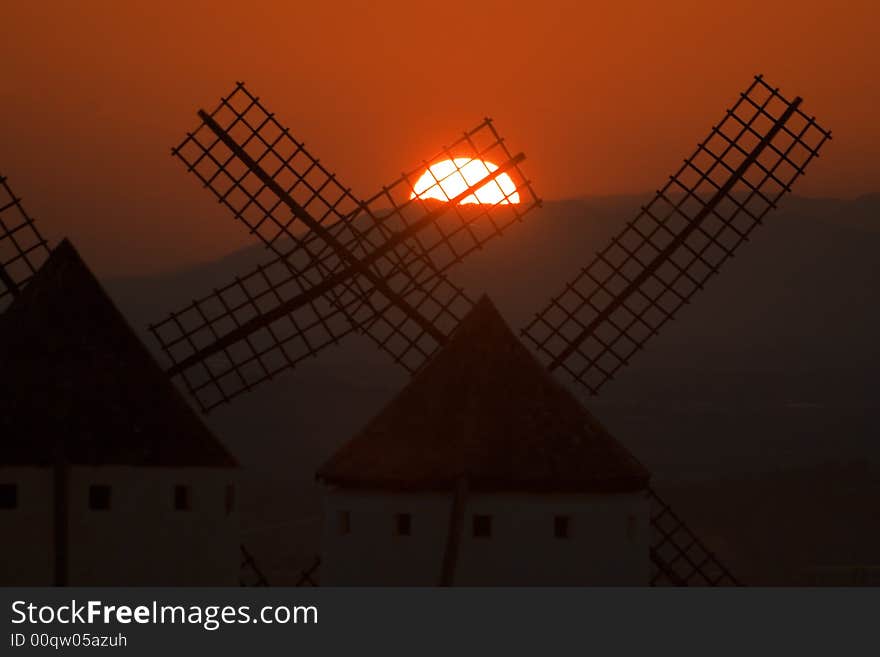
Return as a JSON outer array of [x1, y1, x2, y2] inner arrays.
[[0, 177, 240, 585]]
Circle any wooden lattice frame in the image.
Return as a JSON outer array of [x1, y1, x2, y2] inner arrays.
[[152, 83, 539, 411], [239, 544, 270, 587], [522, 75, 831, 394], [649, 488, 740, 586], [0, 175, 50, 309]]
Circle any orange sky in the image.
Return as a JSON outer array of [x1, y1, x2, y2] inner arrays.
[[1, 1, 878, 275]]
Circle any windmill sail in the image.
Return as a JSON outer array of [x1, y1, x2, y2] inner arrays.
[[649, 489, 739, 586], [522, 75, 831, 394], [239, 544, 269, 586], [0, 175, 50, 309], [153, 83, 539, 411], [520, 76, 831, 586]]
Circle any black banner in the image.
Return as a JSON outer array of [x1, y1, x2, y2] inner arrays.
[[1, 588, 876, 655]]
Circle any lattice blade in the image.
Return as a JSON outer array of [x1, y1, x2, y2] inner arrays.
[[151, 252, 361, 411], [522, 75, 831, 394], [172, 82, 391, 345], [239, 545, 269, 586], [220, 117, 539, 372], [0, 175, 51, 309], [649, 488, 740, 586], [172, 83, 539, 281], [150, 246, 469, 412], [173, 84, 539, 350], [157, 111, 538, 410], [151, 176, 534, 411], [173, 83, 361, 255], [342, 124, 539, 354], [350, 118, 540, 277], [296, 556, 321, 587]]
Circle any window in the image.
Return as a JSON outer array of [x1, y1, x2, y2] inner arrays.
[[338, 510, 351, 536], [225, 484, 235, 516], [89, 485, 111, 511], [554, 515, 571, 539], [394, 513, 412, 537], [174, 485, 191, 511], [472, 514, 492, 538], [0, 484, 17, 510]]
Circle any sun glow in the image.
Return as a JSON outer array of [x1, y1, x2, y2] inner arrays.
[[410, 158, 520, 205]]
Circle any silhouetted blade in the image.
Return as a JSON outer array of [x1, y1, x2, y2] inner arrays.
[[649, 488, 740, 586], [156, 84, 539, 411], [0, 175, 50, 310], [239, 545, 270, 587], [296, 556, 321, 587], [522, 75, 831, 394]]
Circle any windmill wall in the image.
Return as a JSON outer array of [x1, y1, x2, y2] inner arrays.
[[0, 466, 239, 585], [320, 488, 651, 585], [0, 467, 53, 583]]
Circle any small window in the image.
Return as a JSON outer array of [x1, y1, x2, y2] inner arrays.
[[394, 513, 412, 537], [554, 515, 571, 539], [472, 514, 492, 538], [225, 484, 235, 516], [174, 485, 191, 511], [89, 485, 111, 511], [338, 510, 351, 536], [0, 484, 17, 510]]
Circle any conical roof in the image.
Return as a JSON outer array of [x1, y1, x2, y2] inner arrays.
[[318, 296, 648, 492], [0, 239, 235, 467]]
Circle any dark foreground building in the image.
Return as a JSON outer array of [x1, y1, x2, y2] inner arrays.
[[318, 296, 651, 585], [0, 240, 238, 585]]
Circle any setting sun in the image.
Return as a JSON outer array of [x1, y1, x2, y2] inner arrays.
[[410, 158, 520, 205]]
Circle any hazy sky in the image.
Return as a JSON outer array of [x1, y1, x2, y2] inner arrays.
[[2, 1, 878, 275]]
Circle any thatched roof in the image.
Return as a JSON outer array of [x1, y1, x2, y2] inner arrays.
[[0, 239, 236, 467], [318, 296, 648, 492]]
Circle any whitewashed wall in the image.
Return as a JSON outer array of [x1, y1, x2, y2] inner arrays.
[[320, 488, 651, 585], [0, 467, 54, 585], [0, 466, 239, 586]]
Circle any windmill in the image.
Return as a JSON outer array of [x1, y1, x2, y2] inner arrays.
[[0, 175, 51, 309], [151, 76, 829, 586], [0, 176, 245, 587], [519, 74, 831, 584], [149, 82, 540, 412], [305, 74, 829, 586]]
